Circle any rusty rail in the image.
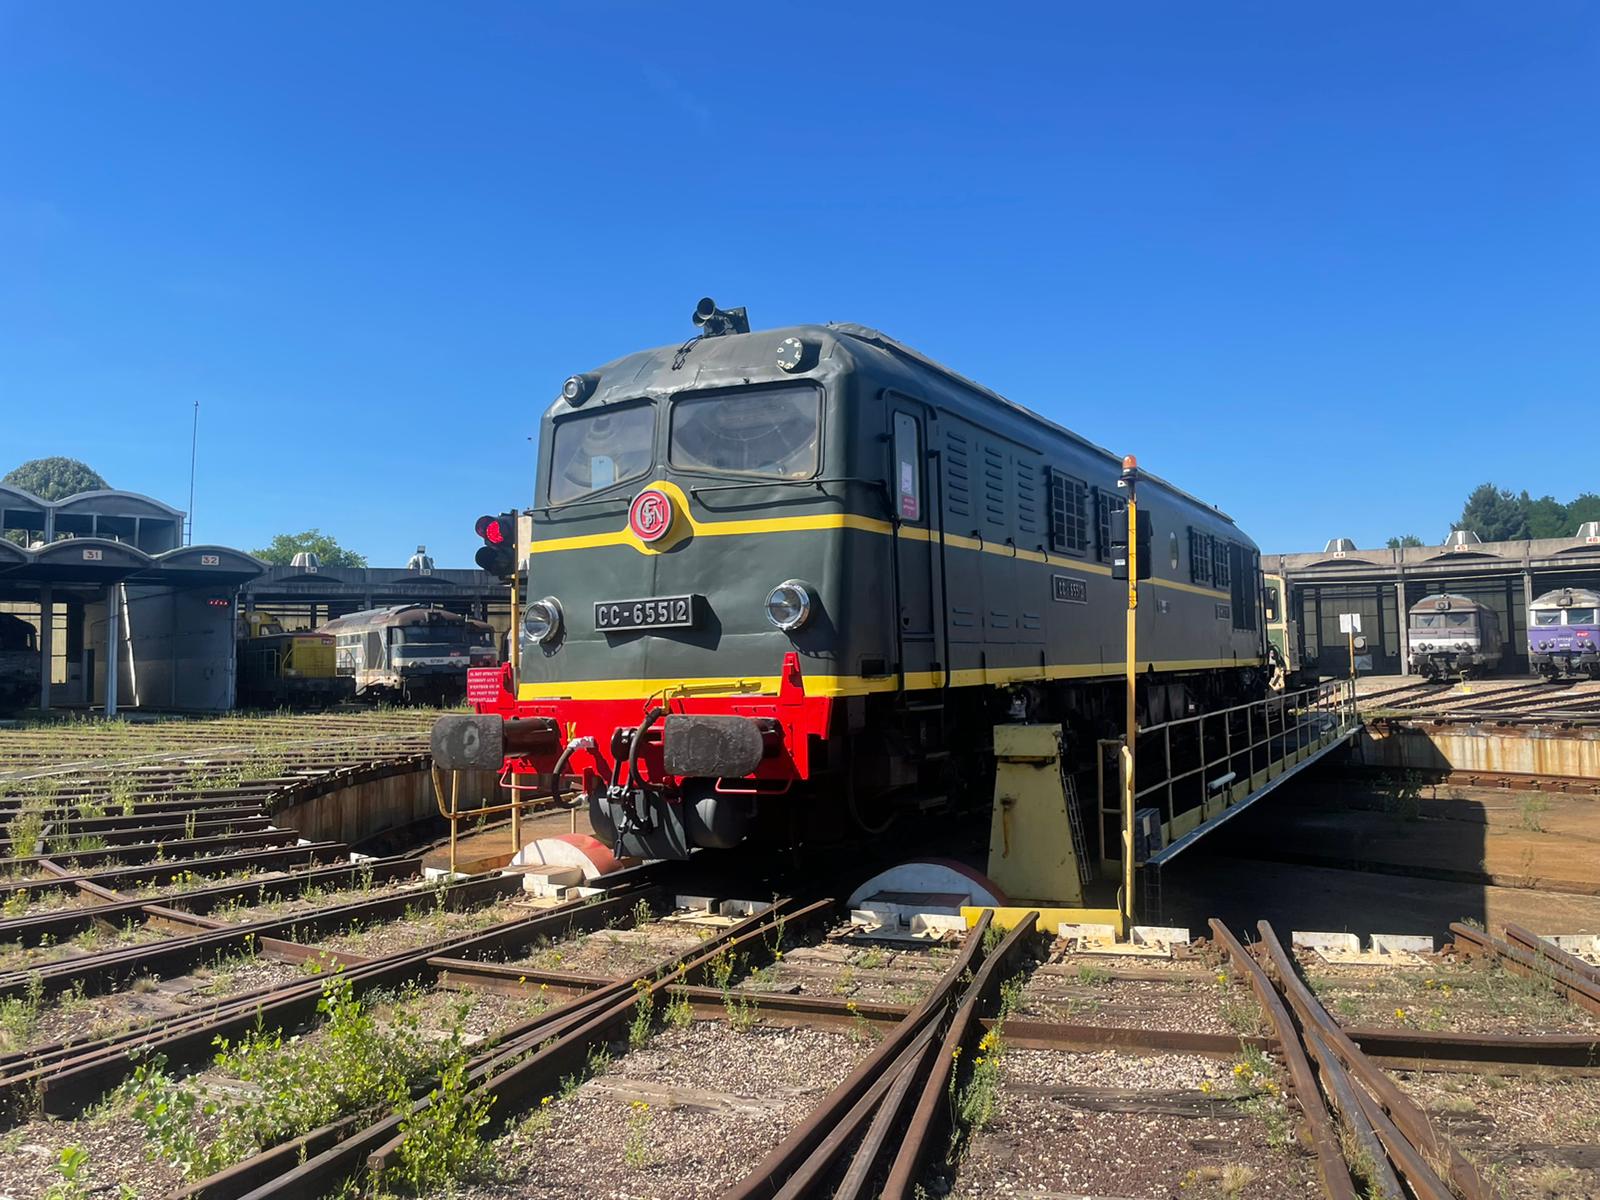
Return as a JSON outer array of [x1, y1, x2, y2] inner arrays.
[[878, 913, 1040, 1200], [216, 898, 829, 1200], [0, 886, 658, 1121], [719, 910, 996, 1200], [1451, 922, 1600, 1018], [1257, 920, 1495, 1200], [1209, 919, 1357, 1200]]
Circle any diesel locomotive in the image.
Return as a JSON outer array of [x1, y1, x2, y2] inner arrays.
[[236, 611, 357, 708], [321, 605, 496, 705], [1529, 587, 1600, 679], [1407, 592, 1503, 680], [0, 612, 41, 712], [436, 301, 1268, 861]]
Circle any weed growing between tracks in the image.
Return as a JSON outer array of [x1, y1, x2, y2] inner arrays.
[[946, 973, 1027, 1164], [709, 945, 761, 1032], [391, 1049, 495, 1193], [115, 973, 473, 1181], [0, 971, 46, 1051]]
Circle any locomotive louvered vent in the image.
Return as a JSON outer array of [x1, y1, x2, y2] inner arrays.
[[1322, 538, 1357, 553], [945, 429, 971, 516], [1016, 465, 1039, 535], [1444, 529, 1482, 547], [983, 442, 1008, 529]]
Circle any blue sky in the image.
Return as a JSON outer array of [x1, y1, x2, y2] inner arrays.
[[2, 3, 1594, 565]]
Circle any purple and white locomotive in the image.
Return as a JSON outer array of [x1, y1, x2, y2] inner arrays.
[[1529, 587, 1600, 680]]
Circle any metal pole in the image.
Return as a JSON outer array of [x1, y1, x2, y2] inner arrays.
[[37, 584, 52, 711], [1119, 744, 1134, 927], [187, 400, 199, 546], [510, 773, 523, 854], [104, 584, 120, 718], [449, 771, 460, 876], [1121, 458, 1139, 929], [509, 508, 522, 675]]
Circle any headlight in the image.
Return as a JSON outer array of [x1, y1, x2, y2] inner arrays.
[[765, 580, 815, 632], [561, 374, 596, 405], [523, 597, 563, 643]]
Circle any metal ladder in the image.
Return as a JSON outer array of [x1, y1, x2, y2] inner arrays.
[[1061, 768, 1095, 887], [1141, 863, 1164, 925]]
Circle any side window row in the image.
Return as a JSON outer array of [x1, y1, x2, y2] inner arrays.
[[1188, 526, 1235, 588]]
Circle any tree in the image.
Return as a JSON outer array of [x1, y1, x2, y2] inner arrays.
[[253, 530, 369, 568], [1386, 534, 1424, 548], [3, 457, 109, 501], [1521, 492, 1570, 540], [1456, 483, 1530, 543], [1567, 493, 1600, 532]]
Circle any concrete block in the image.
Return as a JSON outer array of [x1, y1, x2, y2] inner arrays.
[[1059, 922, 1118, 945], [1549, 934, 1600, 963], [909, 913, 967, 939], [348, 852, 379, 863], [522, 866, 584, 897], [422, 867, 469, 883], [563, 885, 606, 900], [1132, 925, 1191, 947], [1372, 934, 1435, 956], [719, 898, 775, 918], [850, 908, 887, 931], [675, 894, 720, 913], [1292, 931, 1360, 954]]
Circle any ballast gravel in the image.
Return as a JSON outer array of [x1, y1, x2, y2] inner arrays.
[[460, 1021, 869, 1200]]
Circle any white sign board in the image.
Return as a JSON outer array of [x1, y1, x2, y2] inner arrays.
[[1338, 613, 1362, 634]]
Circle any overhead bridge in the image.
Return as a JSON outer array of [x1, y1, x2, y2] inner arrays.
[[978, 680, 1360, 935]]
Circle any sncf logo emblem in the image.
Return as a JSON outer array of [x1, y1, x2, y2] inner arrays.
[[629, 489, 674, 542]]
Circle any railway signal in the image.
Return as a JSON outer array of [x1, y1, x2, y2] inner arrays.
[[474, 512, 517, 580], [1109, 508, 1152, 582]]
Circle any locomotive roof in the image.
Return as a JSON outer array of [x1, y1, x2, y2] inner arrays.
[[1531, 587, 1600, 608], [829, 324, 1238, 525], [567, 322, 1241, 530], [1408, 592, 1488, 611], [319, 605, 467, 631]]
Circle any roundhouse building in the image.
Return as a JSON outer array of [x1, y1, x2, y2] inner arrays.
[[0, 484, 264, 712], [1264, 524, 1600, 677]]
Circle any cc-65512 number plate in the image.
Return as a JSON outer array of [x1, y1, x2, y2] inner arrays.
[[594, 594, 697, 632]]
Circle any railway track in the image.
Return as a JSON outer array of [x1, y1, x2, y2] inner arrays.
[[5, 715, 1600, 1197], [6, 859, 1599, 1198], [1362, 676, 1600, 725]]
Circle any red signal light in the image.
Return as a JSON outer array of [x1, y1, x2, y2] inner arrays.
[[475, 515, 505, 545]]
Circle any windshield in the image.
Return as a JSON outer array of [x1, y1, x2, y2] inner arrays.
[[548, 403, 655, 504], [1411, 612, 1473, 629], [1567, 608, 1597, 625], [1534, 610, 1561, 626], [670, 386, 820, 479], [392, 624, 464, 647]]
